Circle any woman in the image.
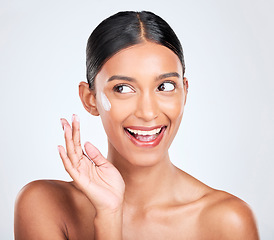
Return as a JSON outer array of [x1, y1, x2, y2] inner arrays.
[[14, 11, 259, 239]]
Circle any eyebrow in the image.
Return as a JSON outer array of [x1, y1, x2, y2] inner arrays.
[[107, 72, 181, 83], [157, 72, 181, 80], [107, 75, 136, 82]]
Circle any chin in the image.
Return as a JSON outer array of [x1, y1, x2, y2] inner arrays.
[[110, 143, 170, 169]]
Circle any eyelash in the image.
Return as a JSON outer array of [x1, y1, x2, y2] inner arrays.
[[113, 81, 177, 93], [157, 81, 176, 92], [113, 84, 134, 93]]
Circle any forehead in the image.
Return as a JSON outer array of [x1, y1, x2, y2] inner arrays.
[[96, 42, 183, 82]]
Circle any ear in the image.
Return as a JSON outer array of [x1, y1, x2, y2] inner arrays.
[[183, 77, 188, 105], [78, 82, 99, 116]]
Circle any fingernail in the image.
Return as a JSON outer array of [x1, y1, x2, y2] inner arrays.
[[60, 118, 64, 130], [57, 145, 61, 152], [72, 114, 80, 122]]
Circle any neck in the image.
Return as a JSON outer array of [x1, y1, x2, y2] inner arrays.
[[107, 146, 179, 209]]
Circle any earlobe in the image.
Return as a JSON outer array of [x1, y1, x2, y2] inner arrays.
[[78, 82, 99, 116]]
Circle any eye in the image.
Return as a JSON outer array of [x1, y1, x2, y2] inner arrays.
[[157, 81, 176, 92], [113, 84, 134, 94]]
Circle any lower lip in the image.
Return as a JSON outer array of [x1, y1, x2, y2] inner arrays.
[[124, 127, 166, 148]]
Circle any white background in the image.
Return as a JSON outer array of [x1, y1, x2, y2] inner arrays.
[[1, 0, 273, 239]]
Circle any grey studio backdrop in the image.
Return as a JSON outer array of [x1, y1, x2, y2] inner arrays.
[[1, 0, 273, 239]]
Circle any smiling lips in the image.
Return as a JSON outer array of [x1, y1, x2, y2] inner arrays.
[[124, 125, 166, 148]]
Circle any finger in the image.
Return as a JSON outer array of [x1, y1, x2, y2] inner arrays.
[[60, 118, 69, 130], [84, 142, 108, 167], [61, 118, 79, 167], [71, 114, 83, 158], [61, 117, 83, 157], [57, 145, 78, 180]]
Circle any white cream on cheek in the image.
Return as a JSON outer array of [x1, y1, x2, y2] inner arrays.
[[100, 92, 111, 111]]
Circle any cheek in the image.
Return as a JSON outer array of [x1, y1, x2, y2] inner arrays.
[[160, 93, 185, 120], [99, 98, 133, 134]]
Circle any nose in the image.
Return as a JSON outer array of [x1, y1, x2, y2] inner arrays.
[[134, 91, 159, 121]]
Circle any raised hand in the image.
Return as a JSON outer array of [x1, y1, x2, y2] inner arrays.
[[58, 115, 125, 214]]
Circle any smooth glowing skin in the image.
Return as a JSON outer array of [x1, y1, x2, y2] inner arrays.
[[14, 42, 259, 240], [94, 42, 186, 168]]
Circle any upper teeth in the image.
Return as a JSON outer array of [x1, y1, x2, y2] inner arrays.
[[126, 127, 162, 136]]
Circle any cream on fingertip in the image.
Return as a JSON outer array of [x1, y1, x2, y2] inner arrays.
[[72, 114, 80, 122]]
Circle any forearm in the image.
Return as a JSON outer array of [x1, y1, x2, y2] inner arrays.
[[94, 209, 123, 240]]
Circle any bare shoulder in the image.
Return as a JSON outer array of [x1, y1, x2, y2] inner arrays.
[[14, 180, 95, 240], [199, 190, 259, 240], [15, 179, 75, 203], [15, 180, 76, 215]]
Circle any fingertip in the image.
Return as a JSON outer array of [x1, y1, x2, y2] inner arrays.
[[72, 114, 80, 122], [57, 145, 63, 152], [84, 141, 97, 149], [84, 141, 97, 154], [84, 141, 91, 147], [60, 118, 64, 130]]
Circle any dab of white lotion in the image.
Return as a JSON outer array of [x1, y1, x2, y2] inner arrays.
[[100, 92, 111, 111]]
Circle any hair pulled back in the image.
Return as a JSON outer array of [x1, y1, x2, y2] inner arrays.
[[86, 11, 185, 90]]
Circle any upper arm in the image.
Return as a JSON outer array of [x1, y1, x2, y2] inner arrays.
[[14, 180, 67, 240], [201, 194, 259, 240], [220, 199, 259, 240]]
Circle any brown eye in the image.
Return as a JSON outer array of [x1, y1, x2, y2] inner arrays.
[[113, 84, 134, 93], [157, 82, 175, 92]]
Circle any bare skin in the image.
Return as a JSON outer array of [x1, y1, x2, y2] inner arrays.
[[14, 42, 259, 239]]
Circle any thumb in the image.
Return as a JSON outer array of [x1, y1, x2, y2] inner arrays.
[[84, 142, 108, 166]]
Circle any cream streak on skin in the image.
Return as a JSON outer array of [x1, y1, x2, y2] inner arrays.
[[100, 92, 111, 111]]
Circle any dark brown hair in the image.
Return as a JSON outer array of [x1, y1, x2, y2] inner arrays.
[[86, 11, 185, 90]]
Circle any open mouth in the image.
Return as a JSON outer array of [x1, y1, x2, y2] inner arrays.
[[124, 126, 167, 147]]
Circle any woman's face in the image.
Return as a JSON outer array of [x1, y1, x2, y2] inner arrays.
[[93, 42, 187, 166]]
